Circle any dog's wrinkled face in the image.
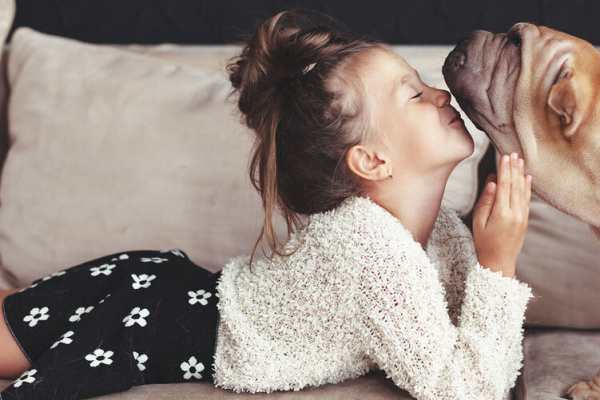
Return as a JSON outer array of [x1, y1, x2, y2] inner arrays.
[[443, 22, 600, 227]]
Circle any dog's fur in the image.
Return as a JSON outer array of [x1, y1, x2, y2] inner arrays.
[[442, 22, 600, 400]]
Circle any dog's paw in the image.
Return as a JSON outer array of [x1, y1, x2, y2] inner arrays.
[[590, 225, 600, 241], [565, 378, 600, 400]]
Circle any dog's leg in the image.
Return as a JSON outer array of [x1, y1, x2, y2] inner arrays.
[[565, 368, 600, 400], [590, 225, 600, 241]]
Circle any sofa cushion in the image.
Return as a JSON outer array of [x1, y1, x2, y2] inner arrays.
[[0, 370, 417, 399], [1, 367, 517, 400], [0, 27, 274, 288], [490, 150, 600, 329], [515, 327, 600, 400], [0, 28, 491, 289]]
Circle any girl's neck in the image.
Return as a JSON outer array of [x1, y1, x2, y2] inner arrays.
[[370, 171, 450, 252]]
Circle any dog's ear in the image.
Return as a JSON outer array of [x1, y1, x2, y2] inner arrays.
[[547, 69, 581, 139]]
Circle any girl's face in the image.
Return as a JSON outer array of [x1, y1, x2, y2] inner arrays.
[[351, 48, 475, 182]]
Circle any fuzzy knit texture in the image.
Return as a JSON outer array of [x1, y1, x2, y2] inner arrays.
[[211, 194, 536, 400]]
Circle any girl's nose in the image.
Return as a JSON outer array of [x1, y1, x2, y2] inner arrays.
[[432, 88, 451, 108]]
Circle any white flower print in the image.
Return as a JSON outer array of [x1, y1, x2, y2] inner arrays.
[[140, 257, 169, 264], [90, 263, 116, 276], [42, 270, 66, 282], [23, 307, 49, 327], [160, 248, 185, 258], [50, 331, 74, 349], [132, 351, 148, 371], [99, 293, 111, 304], [180, 356, 204, 380], [131, 274, 156, 290], [123, 307, 150, 327], [85, 348, 114, 367], [188, 289, 212, 306], [110, 253, 129, 261], [69, 306, 94, 322], [13, 368, 37, 388]]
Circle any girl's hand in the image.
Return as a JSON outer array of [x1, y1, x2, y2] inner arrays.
[[472, 152, 532, 278]]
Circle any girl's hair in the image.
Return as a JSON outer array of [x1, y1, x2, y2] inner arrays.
[[225, 8, 389, 271]]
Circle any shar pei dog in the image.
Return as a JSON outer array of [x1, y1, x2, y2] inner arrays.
[[442, 22, 600, 400]]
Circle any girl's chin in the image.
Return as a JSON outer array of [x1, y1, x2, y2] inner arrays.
[[449, 127, 475, 158], [460, 133, 476, 158]]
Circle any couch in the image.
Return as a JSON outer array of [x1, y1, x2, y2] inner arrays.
[[0, 1, 598, 399]]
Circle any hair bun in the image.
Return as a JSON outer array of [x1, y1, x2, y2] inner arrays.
[[226, 8, 354, 127]]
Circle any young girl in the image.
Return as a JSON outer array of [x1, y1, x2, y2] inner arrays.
[[0, 8, 534, 400]]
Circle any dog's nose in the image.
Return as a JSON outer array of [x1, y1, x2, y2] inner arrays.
[[443, 48, 466, 75], [443, 33, 477, 75]]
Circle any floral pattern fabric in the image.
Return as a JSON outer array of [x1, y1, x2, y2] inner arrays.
[[1, 249, 221, 400]]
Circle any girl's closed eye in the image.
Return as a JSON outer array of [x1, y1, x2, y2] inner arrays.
[[410, 91, 423, 100]]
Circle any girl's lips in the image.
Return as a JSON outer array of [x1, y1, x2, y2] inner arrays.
[[443, 105, 463, 126]]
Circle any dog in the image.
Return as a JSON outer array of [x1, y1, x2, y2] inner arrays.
[[442, 22, 600, 242], [442, 22, 600, 400]]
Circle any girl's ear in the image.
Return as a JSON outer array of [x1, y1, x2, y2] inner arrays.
[[547, 70, 581, 140]]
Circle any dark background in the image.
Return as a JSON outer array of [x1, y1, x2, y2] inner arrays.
[[7, 0, 592, 228], [6, 0, 600, 45]]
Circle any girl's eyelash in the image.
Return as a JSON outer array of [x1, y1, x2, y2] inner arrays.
[[411, 91, 423, 99]]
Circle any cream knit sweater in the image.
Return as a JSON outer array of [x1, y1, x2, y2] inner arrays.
[[211, 194, 535, 400]]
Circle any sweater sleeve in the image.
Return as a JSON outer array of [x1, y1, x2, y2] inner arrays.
[[356, 228, 534, 400], [427, 207, 475, 327], [433, 207, 537, 395]]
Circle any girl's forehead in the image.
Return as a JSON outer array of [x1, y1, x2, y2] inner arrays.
[[357, 50, 415, 97], [390, 52, 413, 72], [366, 49, 413, 75]]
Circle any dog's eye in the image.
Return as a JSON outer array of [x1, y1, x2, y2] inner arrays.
[[508, 31, 521, 47], [559, 114, 568, 126]]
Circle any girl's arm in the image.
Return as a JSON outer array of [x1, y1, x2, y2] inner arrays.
[[435, 205, 538, 393], [355, 228, 534, 400]]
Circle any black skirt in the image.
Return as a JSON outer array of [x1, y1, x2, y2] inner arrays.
[[1, 248, 222, 400]]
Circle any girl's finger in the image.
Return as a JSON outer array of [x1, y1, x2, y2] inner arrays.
[[526, 175, 532, 203], [494, 154, 511, 216], [510, 153, 520, 210], [518, 157, 527, 208], [525, 174, 532, 219]]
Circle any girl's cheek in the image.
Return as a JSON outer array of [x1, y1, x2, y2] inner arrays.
[[422, 104, 443, 124], [410, 103, 437, 124]]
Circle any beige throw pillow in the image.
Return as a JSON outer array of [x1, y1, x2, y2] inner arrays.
[[0, 27, 273, 287]]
